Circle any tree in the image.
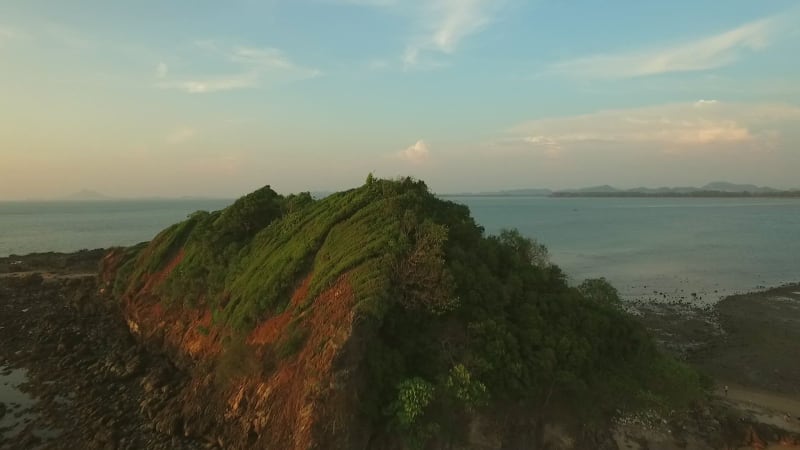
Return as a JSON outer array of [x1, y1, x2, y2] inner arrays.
[[578, 277, 621, 306]]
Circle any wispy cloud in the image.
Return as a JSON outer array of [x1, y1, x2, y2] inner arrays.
[[155, 62, 168, 79], [549, 15, 788, 79], [0, 26, 21, 47], [398, 139, 431, 163], [336, 0, 500, 69], [508, 101, 800, 152], [157, 43, 319, 94], [159, 75, 258, 94], [403, 0, 496, 68], [166, 127, 198, 144]]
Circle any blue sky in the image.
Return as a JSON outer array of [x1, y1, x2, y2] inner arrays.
[[1, 0, 799, 198]]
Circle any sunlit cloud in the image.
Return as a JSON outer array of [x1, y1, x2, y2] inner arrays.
[[158, 74, 258, 94], [549, 15, 788, 78], [398, 139, 430, 164], [334, 0, 500, 69], [157, 44, 319, 94], [509, 101, 800, 152], [403, 0, 496, 68]]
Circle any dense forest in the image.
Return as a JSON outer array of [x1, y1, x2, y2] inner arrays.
[[111, 176, 707, 448]]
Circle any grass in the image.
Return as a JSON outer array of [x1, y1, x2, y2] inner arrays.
[[108, 175, 709, 447]]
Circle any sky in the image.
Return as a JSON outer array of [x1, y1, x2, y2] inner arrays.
[[1, 0, 799, 199]]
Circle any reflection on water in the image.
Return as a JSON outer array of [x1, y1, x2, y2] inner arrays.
[[0, 364, 36, 437]]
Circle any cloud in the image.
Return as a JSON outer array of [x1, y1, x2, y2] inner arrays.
[[157, 44, 319, 94], [159, 74, 258, 94], [509, 101, 800, 152], [155, 62, 168, 79], [523, 136, 562, 158], [166, 127, 198, 144], [403, 0, 496, 68], [0, 26, 21, 46], [694, 99, 719, 107], [398, 140, 430, 164], [231, 47, 294, 70], [336, 0, 500, 69], [367, 59, 391, 70], [549, 15, 786, 78]]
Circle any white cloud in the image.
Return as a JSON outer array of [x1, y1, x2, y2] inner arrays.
[[158, 74, 258, 94], [523, 136, 562, 158], [398, 140, 430, 164], [336, 0, 500, 69], [157, 44, 319, 94], [694, 99, 719, 107], [549, 16, 786, 78], [155, 62, 168, 79], [231, 47, 294, 70], [166, 127, 198, 144], [404, 0, 496, 68], [509, 101, 800, 151]]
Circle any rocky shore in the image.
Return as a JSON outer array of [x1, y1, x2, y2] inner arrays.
[[0, 252, 204, 450], [1, 250, 799, 449]]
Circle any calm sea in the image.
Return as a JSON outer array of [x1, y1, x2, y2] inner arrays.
[[1, 197, 798, 303], [0, 199, 233, 257]]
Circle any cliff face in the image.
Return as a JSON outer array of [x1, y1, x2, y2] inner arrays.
[[101, 177, 705, 449]]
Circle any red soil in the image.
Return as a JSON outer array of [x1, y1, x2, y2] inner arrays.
[[142, 249, 184, 293], [248, 274, 312, 346], [228, 273, 358, 449], [117, 250, 363, 449]]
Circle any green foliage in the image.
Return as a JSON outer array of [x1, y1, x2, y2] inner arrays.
[[444, 364, 488, 410], [578, 277, 622, 306], [391, 378, 436, 427], [275, 319, 308, 360], [110, 175, 708, 447]]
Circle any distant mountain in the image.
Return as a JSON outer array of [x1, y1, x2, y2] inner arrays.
[[63, 189, 113, 201], [570, 185, 619, 194], [552, 182, 799, 198], [442, 188, 552, 197], [701, 182, 777, 193]]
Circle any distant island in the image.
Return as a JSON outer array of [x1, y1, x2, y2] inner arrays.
[[444, 181, 800, 198]]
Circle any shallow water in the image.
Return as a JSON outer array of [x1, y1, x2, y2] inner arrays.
[[0, 365, 36, 436]]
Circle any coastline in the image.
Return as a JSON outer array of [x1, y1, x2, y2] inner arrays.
[[1, 250, 798, 449]]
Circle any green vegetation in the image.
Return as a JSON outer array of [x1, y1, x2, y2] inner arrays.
[[111, 175, 708, 447]]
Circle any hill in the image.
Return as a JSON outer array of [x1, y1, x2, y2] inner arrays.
[[102, 176, 706, 449], [700, 181, 777, 193]]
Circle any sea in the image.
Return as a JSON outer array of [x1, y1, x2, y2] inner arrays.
[[1, 196, 799, 304]]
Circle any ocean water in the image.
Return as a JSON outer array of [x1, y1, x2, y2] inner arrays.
[[450, 196, 800, 303], [1, 197, 798, 303], [0, 199, 233, 257]]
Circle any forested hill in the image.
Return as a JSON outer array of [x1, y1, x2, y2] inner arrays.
[[106, 176, 707, 449]]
